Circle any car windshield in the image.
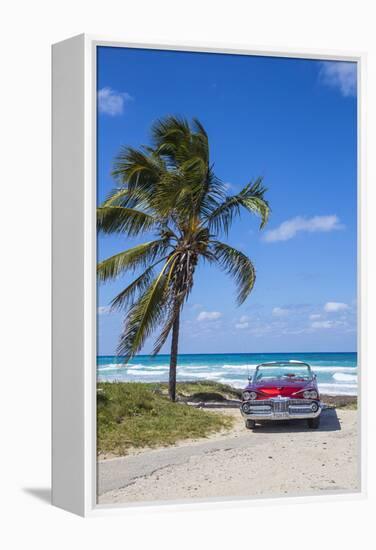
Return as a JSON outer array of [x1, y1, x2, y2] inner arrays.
[[254, 364, 312, 382]]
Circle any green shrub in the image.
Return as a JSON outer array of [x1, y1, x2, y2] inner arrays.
[[97, 381, 234, 456]]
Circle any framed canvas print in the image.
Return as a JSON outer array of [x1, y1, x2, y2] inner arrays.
[[52, 35, 365, 516]]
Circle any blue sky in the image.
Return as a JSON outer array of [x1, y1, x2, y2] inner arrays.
[[97, 46, 357, 355]]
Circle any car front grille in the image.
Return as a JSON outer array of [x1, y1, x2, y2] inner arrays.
[[289, 406, 313, 414], [288, 399, 318, 415], [245, 403, 272, 415], [273, 400, 288, 413], [288, 399, 315, 406], [242, 398, 319, 417]]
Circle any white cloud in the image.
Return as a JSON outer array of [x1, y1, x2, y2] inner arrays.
[[311, 317, 349, 330], [98, 306, 111, 315], [272, 307, 290, 317], [263, 215, 344, 243], [235, 323, 249, 329], [309, 313, 321, 320], [197, 311, 222, 321], [319, 61, 357, 97], [311, 320, 334, 329], [235, 315, 250, 329], [98, 87, 133, 116], [235, 322, 249, 329], [324, 301, 349, 313]]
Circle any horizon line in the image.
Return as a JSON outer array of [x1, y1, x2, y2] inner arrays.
[[97, 350, 357, 357]]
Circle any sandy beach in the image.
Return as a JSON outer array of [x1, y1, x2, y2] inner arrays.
[[98, 403, 359, 505]]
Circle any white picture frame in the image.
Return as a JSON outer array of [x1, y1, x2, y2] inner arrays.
[[52, 34, 366, 517]]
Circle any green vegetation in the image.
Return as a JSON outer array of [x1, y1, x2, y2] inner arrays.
[[97, 381, 235, 456], [167, 380, 241, 401], [97, 116, 270, 401]]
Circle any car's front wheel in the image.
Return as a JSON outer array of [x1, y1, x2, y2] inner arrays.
[[307, 416, 320, 429], [245, 419, 256, 430]]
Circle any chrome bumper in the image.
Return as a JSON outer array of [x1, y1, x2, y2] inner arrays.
[[240, 397, 322, 421]]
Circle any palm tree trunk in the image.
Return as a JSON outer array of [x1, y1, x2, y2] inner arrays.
[[169, 310, 180, 401]]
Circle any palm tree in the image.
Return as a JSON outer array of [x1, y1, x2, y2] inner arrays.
[[97, 116, 270, 401]]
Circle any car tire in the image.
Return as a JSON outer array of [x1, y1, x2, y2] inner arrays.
[[307, 416, 320, 429], [246, 419, 256, 429]]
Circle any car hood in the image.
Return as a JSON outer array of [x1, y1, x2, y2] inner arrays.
[[245, 378, 316, 398]]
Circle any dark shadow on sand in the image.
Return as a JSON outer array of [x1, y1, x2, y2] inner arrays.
[[23, 487, 51, 504], [253, 407, 341, 433]]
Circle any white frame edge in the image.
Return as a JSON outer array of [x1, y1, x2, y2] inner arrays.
[[52, 33, 96, 516], [52, 33, 366, 517]]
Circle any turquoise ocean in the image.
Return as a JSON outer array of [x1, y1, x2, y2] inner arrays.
[[97, 352, 357, 396]]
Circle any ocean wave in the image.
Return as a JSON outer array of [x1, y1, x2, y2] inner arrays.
[[127, 363, 170, 370], [332, 372, 358, 382], [312, 366, 357, 373], [98, 362, 357, 373], [127, 369, 168, 376], [180, 365, 212, 370], [222, 364, 257, 371], [318, 383, 357, 396], [97, 362, 147, 371], [97, 363, 125, 371]]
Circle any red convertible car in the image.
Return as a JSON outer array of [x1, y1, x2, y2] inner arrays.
[[241, 361, 322, 430]]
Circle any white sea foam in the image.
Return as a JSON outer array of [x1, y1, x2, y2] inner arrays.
[[178, 365, 211, 371], [98, 363, 149, 371], [317, 383, 357, 396], [97, 358, 358, 396], [127, 369, 167, 376], [222, 364, 257, 371], [97, 363, 125, 371], [333, 372, 358, 382], [312, 366, 357, 373], [218, 377, 245, 388], [127, 363, 169, 370]]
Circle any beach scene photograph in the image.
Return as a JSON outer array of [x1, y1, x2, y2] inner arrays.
[[96, 46, 358, 505]]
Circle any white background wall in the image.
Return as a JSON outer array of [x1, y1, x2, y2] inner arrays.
[[1, 1, 375, 548]]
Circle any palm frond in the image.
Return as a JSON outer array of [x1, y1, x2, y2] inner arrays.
[[197, 166, 227, 218], [97, 206, 157, 235], [97, 240, 170, 282], [210, 241, 256, 304], [151, 116, 191, 150], [110, 262, 162, 311], [101, 187, 149, 210], [111, 146, 165, 197], [152, 116, 211, 174], [117, 256, 177, 359], [207, 177, 270, 234]]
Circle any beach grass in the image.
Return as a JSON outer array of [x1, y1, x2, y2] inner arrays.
[[321, 395, 357, 410], [97, 381, 234, 456], [157, 380, 242, 401]]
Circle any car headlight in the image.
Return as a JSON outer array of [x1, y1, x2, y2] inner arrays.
[[243, 391, 257, 401], [303, 390, 318, 399]]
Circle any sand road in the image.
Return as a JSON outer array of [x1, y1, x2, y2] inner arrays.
[[98, 407, 359, 505]]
